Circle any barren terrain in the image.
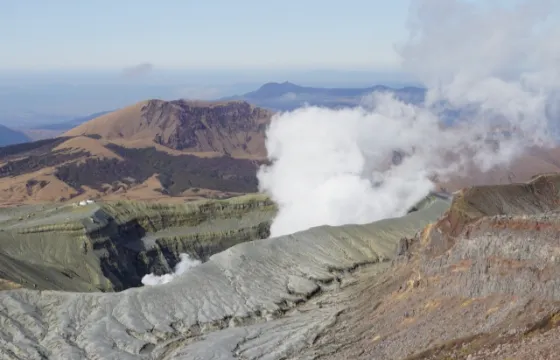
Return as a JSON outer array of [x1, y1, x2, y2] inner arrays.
[[0, 194, 274, 292], [64, 99, 272, 158], [0, 100, 272, 206], [2, 172, 560, 358], [3, 98, 560, 207]]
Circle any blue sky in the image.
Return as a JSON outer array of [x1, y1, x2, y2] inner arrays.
[[1, 0, 412, 71]]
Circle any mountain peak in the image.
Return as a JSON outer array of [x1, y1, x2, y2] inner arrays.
[[251, 82, 303, 97], [63, 99, 273, 157]]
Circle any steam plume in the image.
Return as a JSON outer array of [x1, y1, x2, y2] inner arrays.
[[141, 253, 201, 286], [258, 0, 560, 238]]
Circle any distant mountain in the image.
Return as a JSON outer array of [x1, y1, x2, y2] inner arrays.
[[221, 81, 426, 111], [0, 124, 31, 146], [64, 100, 272, 158], [0, 99, 274, 206], [35, 111, 113, 131], [20, 111, 114, 141]]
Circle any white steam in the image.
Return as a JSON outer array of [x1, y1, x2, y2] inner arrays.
[[141, 253, 201, 286], [258, 0, 560, 238]]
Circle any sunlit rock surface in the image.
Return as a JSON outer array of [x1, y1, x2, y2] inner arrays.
[[0, 195, 274, 292], [9, 176, 560, 360], [0, 195, 449, 359]]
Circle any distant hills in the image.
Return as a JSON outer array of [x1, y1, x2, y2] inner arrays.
[[28, 81, 427, 139], [36, 110, 113, 131], [0, 124, 31, 146], [221, 81, 426, 110], [2, 82, 560, 206], [19, 111, 113, 141], [0, 100, 272, 206], [64, 99, 271, 158]]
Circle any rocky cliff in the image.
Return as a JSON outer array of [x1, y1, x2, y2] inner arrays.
[[3, 176, 560, 359], [305, 173, 560, 359], [0, 195, 275, 292], [0, 192, 449, 359], [64, 100, 273, 158]]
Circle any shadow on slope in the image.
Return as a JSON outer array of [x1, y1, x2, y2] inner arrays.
[[55, 145, 261, 195], [0, 195, 274, 292], [0, 138, 264, 204]]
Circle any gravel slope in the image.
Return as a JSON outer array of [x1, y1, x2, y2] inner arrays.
[[0, 197, 449, 359]]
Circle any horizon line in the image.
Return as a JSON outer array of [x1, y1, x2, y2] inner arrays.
[[0, 66, 408, 74]]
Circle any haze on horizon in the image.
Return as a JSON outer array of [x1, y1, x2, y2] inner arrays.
[[0, 0, 419, 123], [2, 0, 412, 72], [0, 0, 551, 126], [2, 0, 548, 77]]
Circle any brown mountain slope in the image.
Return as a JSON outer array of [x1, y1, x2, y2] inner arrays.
[[2, 97, 560, 206], [2, 133, 560, 206], [0, 135, 263, 206], [0, 99, 274, 205], [294, 174, 560, 359], [63, 99, 273, 159]]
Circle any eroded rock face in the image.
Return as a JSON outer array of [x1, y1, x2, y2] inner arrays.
[[0, 195, 275, 292], [144, 100, 272, 155], [0, 195, 449, 359], [302, 174, 560, 360], [4, 175, 560, 359]]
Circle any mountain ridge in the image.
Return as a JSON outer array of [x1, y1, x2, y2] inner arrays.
[[0, 99, 274, 206], [0, 124, 31, 146], [34, 110, 113, 131], [2, 93, 560, 207], [63, 99, 272, 158], [3, 175, 560, 358], [221, 81, 426, 110]]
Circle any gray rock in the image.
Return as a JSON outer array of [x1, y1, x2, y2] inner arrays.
[[0, 198, 450, 359]]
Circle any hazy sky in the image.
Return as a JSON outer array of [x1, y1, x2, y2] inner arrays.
[[1, 0, 413, 71]]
